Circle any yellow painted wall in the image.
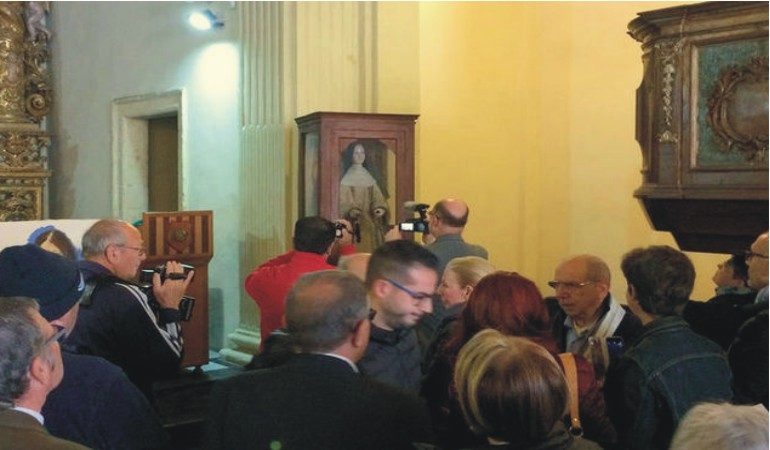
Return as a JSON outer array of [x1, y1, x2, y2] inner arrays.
[[404, 1, 726, 302]]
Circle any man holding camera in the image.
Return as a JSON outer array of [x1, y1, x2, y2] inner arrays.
[[245, 216, 355, 347], [403, 198, 487, 351], [65, 219, 193, 398]]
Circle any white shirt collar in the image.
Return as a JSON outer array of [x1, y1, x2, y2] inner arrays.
[[13, 406, 44, 425], [312, 352, 359, 373]]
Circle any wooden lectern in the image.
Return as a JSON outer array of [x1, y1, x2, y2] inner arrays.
[[137, 211, 213, 368]]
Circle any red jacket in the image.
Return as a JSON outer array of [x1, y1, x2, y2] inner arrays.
[[245, 245, 355, 345]]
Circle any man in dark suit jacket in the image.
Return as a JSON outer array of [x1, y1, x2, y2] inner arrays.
[[0, 297, 87, 450], [207, 270, 433, 450]]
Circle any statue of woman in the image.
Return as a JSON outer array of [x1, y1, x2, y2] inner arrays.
[[339, 144, 389, 252]]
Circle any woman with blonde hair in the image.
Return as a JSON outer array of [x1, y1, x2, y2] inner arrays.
[[422, 272, 614, 449], [421, 257, 495, 428], [424, 257, 495, 366], [454, 329, 600, 449]]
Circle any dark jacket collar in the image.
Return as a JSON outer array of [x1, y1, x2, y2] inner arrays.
[[369, 324, 412, 345]]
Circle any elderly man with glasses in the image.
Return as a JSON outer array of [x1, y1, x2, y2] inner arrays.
[[546, 254, 642, 382], [729, 231, 769, 407], [0, 296, 87, 449], [65, 219, 193, 399], [359, 240, 439, 392]]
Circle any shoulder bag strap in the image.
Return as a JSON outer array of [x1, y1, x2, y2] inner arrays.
[[557, 352, 584, 437]]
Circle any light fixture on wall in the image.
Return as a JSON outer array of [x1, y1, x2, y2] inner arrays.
[[188, 9, 224, 31]]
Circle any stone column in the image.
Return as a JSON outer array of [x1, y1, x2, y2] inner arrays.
[[221, 1, 378, 364], [221, 2, 287, 364]]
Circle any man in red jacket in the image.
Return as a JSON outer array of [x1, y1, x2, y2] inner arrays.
[[245, 216, 355, 346]]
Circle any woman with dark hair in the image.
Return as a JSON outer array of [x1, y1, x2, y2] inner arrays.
[[454, 330, 601, 450], [421, 271, 615, 449]]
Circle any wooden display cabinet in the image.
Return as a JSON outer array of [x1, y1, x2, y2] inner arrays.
[[295, 112, 419, 252]]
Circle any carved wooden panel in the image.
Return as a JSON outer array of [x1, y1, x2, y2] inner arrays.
[[138, 211, 214, 368], [628, 2, 768, 253]]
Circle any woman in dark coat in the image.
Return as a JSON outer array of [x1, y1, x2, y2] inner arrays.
[[421, 271, 616, 449]]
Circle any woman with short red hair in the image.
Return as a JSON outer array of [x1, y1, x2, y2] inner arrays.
[[421, 271, 615, 449]]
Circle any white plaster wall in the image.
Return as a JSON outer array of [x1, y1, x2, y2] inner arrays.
[[49, 2, 241, 349]]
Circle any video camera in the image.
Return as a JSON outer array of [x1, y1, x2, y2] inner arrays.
[[138, 263, 196, 321], [398, 201, 430, 234], [335, 221, 361, 243]]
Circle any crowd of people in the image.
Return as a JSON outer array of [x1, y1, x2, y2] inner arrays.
[[0, 198, 767, 449]]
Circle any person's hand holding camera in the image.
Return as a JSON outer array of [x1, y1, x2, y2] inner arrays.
[[335, 219, 354, 247], [152, 260, 194, 310]]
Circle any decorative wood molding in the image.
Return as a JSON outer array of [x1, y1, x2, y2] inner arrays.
[[655, 40, 683, 144], [706, 56, 768, 162]]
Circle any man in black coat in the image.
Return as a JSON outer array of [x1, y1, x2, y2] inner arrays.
[[206, 270, 433, 450]]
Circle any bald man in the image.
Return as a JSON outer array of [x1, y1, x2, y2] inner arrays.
[[546, 254, 642, 379], [417, 198, 488, 352], [424, 198, 488, 277]]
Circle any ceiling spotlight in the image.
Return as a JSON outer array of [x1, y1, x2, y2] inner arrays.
[[189, 9, 224, 31]]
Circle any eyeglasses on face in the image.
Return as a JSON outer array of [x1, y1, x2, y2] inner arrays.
[[384, 278, 434, 301], [115, 244, 147, 257], [547, 280, 593, 290], [744, 250, 769, 261]]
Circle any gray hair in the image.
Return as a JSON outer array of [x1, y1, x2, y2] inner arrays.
[[81, 219, 130, 258], [0, 297, 44, 404], [285, 270, 369, 352], [670, 402, 768, 450]]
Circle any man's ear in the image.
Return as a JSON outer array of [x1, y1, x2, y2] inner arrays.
[[596, 282, 610, 299], [104, 244, 119, 263], [626, 283, 637, 303], [28, 355, 51, 387], [351, 319, 369, 349], [371, 278, 391, 300]]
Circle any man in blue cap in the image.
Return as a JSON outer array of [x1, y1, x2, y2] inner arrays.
[[0, 244, 167, 449]]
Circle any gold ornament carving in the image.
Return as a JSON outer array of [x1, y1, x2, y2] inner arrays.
[[0, 2, 28, 123], [0, 130, 49, 170], [707, 57, 768, 163], [0, 177, 42, 221], [0, 2, 52, 222]]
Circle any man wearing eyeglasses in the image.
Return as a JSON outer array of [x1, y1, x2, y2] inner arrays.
[[359, 240, 439, 392], [65, 219, 193, 398], [207, 270, 432, 450], [546, 254, 642, 380], [0, 296, 87, 449], [729, 231, 768, 407], [0, 244, 168, 449]]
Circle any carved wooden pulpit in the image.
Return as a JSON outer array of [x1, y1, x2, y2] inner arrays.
[[137, 210, 213, 368]]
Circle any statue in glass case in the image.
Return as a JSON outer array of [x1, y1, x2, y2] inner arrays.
[[339, 143, 389, 252]]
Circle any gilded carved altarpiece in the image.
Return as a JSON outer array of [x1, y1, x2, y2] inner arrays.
[[0, 1, 52, 221]]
